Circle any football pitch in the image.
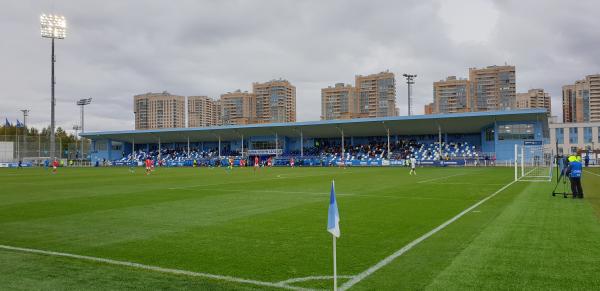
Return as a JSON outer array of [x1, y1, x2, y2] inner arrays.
[[0, 166, 599, 290]]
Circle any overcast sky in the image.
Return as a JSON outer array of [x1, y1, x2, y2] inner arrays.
[[1, 0, 599, 133]]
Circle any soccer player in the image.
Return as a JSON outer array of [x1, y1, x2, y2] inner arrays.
[[228, 156, 234, 170], [290, 157, 295, 168], [145, 157, 152, 175], [52, 159, 59, 174], [409, 156, 417, 175], [267, 156, 272, 167], [254, 156, 260, 174]]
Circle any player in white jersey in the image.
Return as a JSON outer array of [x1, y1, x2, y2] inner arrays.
[[409, 157, 417, 175]]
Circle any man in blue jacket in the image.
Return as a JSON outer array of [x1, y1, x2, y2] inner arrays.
[[566, 155, 584, 199]]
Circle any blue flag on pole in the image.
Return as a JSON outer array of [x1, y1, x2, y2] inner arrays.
[[16, 120, 24, 128], [4, 118, 11, 127], [327, 180, 340, 237]]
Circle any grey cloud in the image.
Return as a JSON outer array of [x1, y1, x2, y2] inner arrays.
[[1, 0, 598, 132]]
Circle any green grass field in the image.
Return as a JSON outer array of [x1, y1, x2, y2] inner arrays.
[[0, 166, 599, 290]]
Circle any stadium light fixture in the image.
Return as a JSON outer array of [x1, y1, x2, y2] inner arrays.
[[40, 14, 67, 39], [40, 14, 67, 159], [77, 98, 92, 162]]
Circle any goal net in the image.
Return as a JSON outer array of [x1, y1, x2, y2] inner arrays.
[[515, 143, 553, 182]]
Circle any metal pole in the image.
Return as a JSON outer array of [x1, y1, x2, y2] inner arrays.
[[341, 129, 345, 161], [15, 125, 19, 162], [80, 104, 84, 163], [158, 137, 161, 160], [521, 146, 525, 177], [387, 128, 390, 159], [22, 110, 29, 160], [438, 125, 442, 160], [333, 236, 337, 291], [241, 135, 244, 158], [218, 136, 221, 158], [514, 144, 518, 181], [275, 132, 278, 157], [50, 38, 56, 159], [300, 129, 304, 157], [187, 136, 190, 157], [403, 74, 417, 116]]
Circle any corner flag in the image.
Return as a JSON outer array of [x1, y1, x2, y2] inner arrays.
[[327, 180, 340, 291], [327, 180, 340, 237]]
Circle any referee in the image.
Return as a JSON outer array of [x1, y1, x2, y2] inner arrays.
[[566, 155, 584, 199]]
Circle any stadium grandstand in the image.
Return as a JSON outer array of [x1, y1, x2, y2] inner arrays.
[[82, 109, 549, 168]]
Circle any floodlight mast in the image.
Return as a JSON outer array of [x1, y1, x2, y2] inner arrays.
[[403, 74, 417, 116], [77, 98, 92, 163], [40, 14, 67, 159]]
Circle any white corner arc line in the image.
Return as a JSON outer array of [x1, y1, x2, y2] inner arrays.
[[339, 179, 517, 291], [0, 244, 309, 291]]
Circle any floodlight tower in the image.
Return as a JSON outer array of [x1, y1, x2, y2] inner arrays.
[[402, 74, 417, 116], [77, 98, 92, 162], [20, 109, 30, 161], [72, 124, 81, 161], [41, 14, 67, 159]]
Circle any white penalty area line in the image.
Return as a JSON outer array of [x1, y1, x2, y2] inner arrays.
[[584, 170, 600, 177], [417, 173, 468, 184], [339, 179, 518, 291], [0, 244, 311, 291]]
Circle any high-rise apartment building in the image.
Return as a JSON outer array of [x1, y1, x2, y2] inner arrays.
[[253, 79, 296, 123], [432, 76, 471, 114], [516, 89, 551, 113], [188, 96, 220, 127], [563, 74, 600, 123], [321, 83, 358, 120], [355, 71, 397, 118], [134, 92, 185, 130], [424, 103, 434, 115], [469, 65, 516, 111], [220, 90, 256, 125]]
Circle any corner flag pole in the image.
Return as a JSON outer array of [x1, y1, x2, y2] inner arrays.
[[327, 180, 340, 291], [333, 235, 337, 291]]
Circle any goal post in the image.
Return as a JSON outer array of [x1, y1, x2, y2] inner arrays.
[[515, 141, 553, 182]]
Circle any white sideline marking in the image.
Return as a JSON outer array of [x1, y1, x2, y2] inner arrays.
[[417, 173, 467, 184], [277, 275, 355, 285], [0, 244, 309, 291], [339, 179, 517, 291], [584, 170, 600, 177]]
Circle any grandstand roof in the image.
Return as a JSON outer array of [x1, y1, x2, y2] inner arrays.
[[82, 109, 548, 143]]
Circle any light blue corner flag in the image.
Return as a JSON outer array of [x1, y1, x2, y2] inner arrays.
[[327, 180, 340, 238]]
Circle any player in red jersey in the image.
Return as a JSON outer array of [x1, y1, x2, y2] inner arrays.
[[267, 156, 272, 167], [290, 157, 295, 168], [253, 156, 259, 174], [145, 158, 152, 175], [52, 159, 59, 174]]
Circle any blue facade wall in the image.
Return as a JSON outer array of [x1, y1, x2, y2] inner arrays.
[[88, 120, 546, 164]]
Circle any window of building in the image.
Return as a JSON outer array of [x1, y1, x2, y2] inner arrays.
[[96, 141, 107, 151], [584, 127, 593, 143], [569, 127, 578, 144], [570, 146, 578, 154], [555, 128, 564, 145], [497, 123, 534, 140]]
